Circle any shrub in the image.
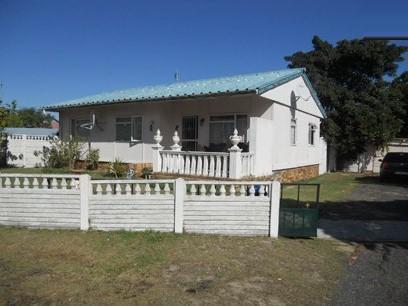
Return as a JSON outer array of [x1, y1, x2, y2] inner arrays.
[[85, 148, 100, 170], [108, 158, 127, 178], [35, 137, 82, 169], [141, 167, 153, 179]]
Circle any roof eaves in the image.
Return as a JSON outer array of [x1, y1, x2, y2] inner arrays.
[[255, 69, 305, 95], [301, 74, 327, 118], [43, 89, 257, 111]]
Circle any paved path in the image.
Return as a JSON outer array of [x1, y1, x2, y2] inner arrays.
[[332, 243, 408, 306]]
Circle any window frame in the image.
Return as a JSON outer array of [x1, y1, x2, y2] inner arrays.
[[308, 123, 317, 146], [209, 113, 248, 143], [115, 116, 143, 142]]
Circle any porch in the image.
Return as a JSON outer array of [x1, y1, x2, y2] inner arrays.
[[151, 129, 256, 179]]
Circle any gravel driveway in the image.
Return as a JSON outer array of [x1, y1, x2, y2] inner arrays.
[[332, 243, 408, 306], [318, 176, 408, 241]]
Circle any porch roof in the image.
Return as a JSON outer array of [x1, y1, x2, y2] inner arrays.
[[43, 68, 324, 116]]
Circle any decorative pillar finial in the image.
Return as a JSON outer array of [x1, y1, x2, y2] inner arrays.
[[153, 129, 163, 146], [229, 128, 242, 151]]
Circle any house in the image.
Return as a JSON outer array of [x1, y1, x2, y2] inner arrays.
[[2, 128, 58, 168], [43, 68, 327, 180]]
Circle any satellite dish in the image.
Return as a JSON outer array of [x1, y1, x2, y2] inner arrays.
[[80, 112, 96, 130]]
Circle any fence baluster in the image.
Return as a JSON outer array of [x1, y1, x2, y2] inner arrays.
[[222, 155, 228, 178], [164, 183, 170, 195], [23, 177, 30, 189], [115, 183, 122, 195], [209, 156, 215, 176], [96, 183, 103, 195], [106, 183, 113, 195], [215, 156, 221, 177], [219, 184, 226, 197], [230, 184, 236, 196], [32, 177, 39, 189], [239, 185, 246, 197], [190, 184, 197, 195], [203, 156, 208, 176], [135, 183, 141, 195], [61, 178, 67, 190], [249, 185, 255, 197], [196, 155, 202, 175], [125, 183, 132, 195], [4, 177, 11, 188], [145, 183, 151, 195], [210, 184, 216, 197], [259, 185, 265, 196], [185, 155, 191, 175], [200, 184, 206, 196], [154, 183, 161, 195], [51, 178, 58, 189]]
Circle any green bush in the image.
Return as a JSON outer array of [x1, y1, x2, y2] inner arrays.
[[86, 148, 100, 170], [35, 137, 82, 169], [108, 158, 127, 178], [141, 167, 153, 179]]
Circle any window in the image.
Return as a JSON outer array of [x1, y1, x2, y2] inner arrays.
[[308, 123, 317, 145], [182, 116, 198, 151], [290, 119, 297, 145], [71, 119, 90, 139], [209, 114, 248, 151], [115, 116, 142, 141]]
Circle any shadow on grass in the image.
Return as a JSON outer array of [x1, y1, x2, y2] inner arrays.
[[355, 175, 408, 188]]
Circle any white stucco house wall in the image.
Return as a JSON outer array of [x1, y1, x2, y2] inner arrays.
[[43, 68, 327, 179]]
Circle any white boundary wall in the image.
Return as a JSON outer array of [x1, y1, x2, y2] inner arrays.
[[0, 174, 281, 237], [7, 135, 54, 168]]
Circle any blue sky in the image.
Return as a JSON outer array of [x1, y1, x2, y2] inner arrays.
[[1, 0, 407, 109]]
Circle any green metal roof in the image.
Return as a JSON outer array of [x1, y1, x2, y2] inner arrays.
[[43, 68, 325, 117]]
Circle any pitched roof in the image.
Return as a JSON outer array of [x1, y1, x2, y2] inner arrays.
[[43, 68, 325, 117]]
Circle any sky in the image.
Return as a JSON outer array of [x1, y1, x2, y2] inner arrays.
[[0, 0, 407, 109]]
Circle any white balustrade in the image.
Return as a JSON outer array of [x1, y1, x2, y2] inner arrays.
[[90, 179, 175, 196], [0, 174, 81, 190], [185, 181, 270, 198]]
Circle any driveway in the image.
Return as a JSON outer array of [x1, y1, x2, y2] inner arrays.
[[332, 243, 408, 306], [318, 176, 408, 241]]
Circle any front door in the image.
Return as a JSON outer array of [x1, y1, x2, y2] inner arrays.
[[182, 116, 198, 151]]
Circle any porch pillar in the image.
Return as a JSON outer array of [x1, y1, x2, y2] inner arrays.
[[228, 129, 242, 179], [152, 129, 163, 172]]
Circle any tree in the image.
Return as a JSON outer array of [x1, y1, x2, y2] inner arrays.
[[390, 72, 408, 137], [0, 100, 55, 128], [285, 36, 407, 165]]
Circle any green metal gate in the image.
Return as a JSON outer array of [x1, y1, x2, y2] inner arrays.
[[279, 183, 320, 238]]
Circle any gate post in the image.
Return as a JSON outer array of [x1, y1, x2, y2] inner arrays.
[[152, 129, 163, 172], [79, 174, 91, 231], [174, 178, 184, 234], [269, 180, 281, 238]]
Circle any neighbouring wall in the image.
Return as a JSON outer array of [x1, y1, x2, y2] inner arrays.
[[7, 135, 54, 168]]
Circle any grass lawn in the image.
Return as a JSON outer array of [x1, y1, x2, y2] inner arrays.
[[0, 227, 353, 306], [282, 172, 360, 204]]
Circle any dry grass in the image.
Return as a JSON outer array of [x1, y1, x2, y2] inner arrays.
[[0, 227, 353, 305]]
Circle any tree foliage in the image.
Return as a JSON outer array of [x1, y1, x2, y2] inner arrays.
[[390, 72, 408, 137], [285, 36, 407, 163], [0, 100, 55, 129]]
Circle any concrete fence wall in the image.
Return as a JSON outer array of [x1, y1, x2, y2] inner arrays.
[[0, 174, 281, 237]]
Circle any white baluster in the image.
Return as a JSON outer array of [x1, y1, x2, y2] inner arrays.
[[66, 178, 72, 189], [190, 155, 196, 175], [61, 178, 67, 190], [154, 183, 161, 195], [249, 185, 255, 197], [203, 156, 209, 176], [190, 184, 197, 195], [106, 184, 113, 195], [164, 183, 170, 195], [191, 155, 203, 175], [178, 155, 184, 174], [200, 184, 206, 196], [125, 183, 132, 195], [4, 177, 11, 189], [230, 184, 236, 196], [215, 156, 221, 177], [23, 177, 30, 189], [259, 185, 265, 196], [51, 178, 58, 189], [185, 155, 191, 175], [135, 183, 141, 195], [32, 177, 39, 189], [145, 183, 151, 195], [239, 185, 246, 197], [96, 184, 103, 195], [210, 184, 216, 197], [219, 184, 226, 197], [209, 156, 215, 176], [222, 155, 228, 178], [115, 183, 122, 195], [15, 177, 22, 189]]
